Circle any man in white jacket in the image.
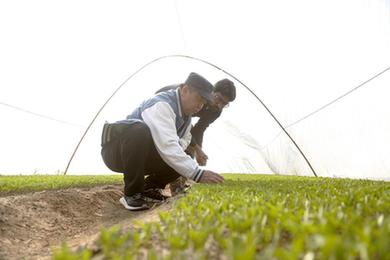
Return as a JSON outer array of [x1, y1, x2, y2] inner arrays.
[[101, 72, 224, 210]]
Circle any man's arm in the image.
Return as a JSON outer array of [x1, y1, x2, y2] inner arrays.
[[142, 102, 204, 182], [191, 109, 221, 146], [189, 110, 221, 165], [188, 143, 208, 166]]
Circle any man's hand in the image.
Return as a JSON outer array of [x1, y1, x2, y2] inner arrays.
[[194, 145, 208, 166], [199, 170, 224, 183], [186, 145, 195, 157]]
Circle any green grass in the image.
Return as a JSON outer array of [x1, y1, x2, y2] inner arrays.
[[0, 175, 122, 196], [53, 174, 390, 259]]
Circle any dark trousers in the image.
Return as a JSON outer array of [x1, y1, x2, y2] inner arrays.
[[101, 121, 180, 196]]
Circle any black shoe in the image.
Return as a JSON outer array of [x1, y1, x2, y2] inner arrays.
[[142, 188, 169, 202], [119, 194, 150, 211]]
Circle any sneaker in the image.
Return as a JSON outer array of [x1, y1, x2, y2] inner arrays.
[[142, 188, 169, 202], [119, 194, 150, 211]]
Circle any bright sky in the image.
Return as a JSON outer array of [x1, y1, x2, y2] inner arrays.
[[1, 0, 389, 179]]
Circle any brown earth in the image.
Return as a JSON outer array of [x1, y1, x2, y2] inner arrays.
[[0, 185, 175, 260]]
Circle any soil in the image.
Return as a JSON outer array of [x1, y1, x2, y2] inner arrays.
[[0, 185, 175, 260]]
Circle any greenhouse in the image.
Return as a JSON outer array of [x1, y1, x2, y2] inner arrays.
[[0, 0, 389, 259]]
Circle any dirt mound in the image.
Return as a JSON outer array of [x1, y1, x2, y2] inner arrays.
[[0, 185, 172, 260]]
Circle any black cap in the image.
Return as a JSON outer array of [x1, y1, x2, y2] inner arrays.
[[184, 72, 213, 103]]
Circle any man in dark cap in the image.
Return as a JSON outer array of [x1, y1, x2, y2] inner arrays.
[[101, 72, 224, 211], [156, 78, 236, 194]]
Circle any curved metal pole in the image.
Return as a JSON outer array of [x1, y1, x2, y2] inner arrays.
[[64, 56, 170, 174], [64, 54, 318, 177]]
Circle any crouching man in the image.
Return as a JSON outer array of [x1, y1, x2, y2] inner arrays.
[[101, 72, 224, 211], [157, 78, 236, 195]]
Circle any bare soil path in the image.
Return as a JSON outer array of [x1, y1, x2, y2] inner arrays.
[[0, 185, 173, 260]]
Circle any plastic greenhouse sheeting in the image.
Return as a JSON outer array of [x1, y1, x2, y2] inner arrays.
[[1, 0, 389, 181]]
